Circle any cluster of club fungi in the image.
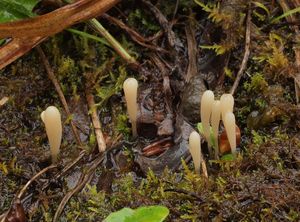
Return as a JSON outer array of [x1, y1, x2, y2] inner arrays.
[[41, 78, 240, 178], [190, 91, 241, 176]]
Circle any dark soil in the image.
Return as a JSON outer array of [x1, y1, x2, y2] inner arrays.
[[1, 0, 300, 221]]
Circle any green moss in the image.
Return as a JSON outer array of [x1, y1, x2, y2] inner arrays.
[[243, 73, 268, 93]]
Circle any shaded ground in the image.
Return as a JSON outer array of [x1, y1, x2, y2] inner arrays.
[[1, 0, 300, 221]]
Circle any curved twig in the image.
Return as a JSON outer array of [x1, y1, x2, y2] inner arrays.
[[230, 7, 251, 95], [1, 165, 57, 222], [53, 154, 104, 222], [17, 165, 57, 199]]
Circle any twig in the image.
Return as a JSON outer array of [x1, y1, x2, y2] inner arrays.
[[54, 150, 86, 180], [164, 188, 204, 203], [230, 7, 252, 95], [201, 159, 208, 178], [102, 14, 168, 54], [85, 87, 106, 152], [17, 165, 57, 199], [37, 46, 82, 146], [88, 18, 138, 66], [141, 0, 178, 48], [1, 165, 57, 222], [53, 154, 104, 222]]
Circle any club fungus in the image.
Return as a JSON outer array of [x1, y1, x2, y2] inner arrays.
[[211, 100, 221, 158], [41, 106, 62, 163], [219, 125, 241, 154], [223, 112, 237, 156], [123, 78, 138, 137], [189, 131, 202, 174], [200, 90, 214, 150], [220, 94, 234, 120]]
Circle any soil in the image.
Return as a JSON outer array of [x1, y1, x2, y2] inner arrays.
[[0, 0, 300, 221]]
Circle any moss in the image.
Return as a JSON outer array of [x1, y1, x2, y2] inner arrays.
[[243, 72, 268, 93]]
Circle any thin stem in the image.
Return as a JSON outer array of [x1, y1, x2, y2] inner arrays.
[[88, 19, 137, 65]]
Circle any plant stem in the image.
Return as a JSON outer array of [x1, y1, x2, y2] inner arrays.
[[88, 18, 137, 65]]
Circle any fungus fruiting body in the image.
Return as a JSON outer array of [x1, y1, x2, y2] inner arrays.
[[220, 94, 234, 120], [123, 78, 138, 137], [219, 125, 241, 154], [211, 100, 221, 158], [200, 90, 214, 150], [41, 106, 62, 163], [188, 131, 202, 174], [223, 112, 237, 155]]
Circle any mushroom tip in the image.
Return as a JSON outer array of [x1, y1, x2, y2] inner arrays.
[[123, 77, 138, 89], [189, 131, 200, 141], [45, 106, 60, 114], [202, 90, 214, 99]]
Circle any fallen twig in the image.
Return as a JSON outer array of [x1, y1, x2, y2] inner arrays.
[[230, 7, 251, 95], [1, 165, 57, 222], [37, 46, 82, 146], [54, 150, 87, 180], [141, 0, 178, 48], [102, 14, 168, 54], [53, 154, 104, 222], [164, 188, 204, 203], [85, 87, 107, 152], [17, 165, 57, 199]]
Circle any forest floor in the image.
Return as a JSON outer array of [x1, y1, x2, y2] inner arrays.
[[0, 0, 300, 221]]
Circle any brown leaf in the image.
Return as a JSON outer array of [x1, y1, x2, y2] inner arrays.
[[5, 199, 26, 222]]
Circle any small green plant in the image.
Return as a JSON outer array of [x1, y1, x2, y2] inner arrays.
[[197, 122, 216, 149], [243, 73, 268, 92], [194, 0, 232, 25], [104, 205, 169, 222]]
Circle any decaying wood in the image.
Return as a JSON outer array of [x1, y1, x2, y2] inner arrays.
[[185, 18, 198, 83], [0, 0, 120, 70]]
